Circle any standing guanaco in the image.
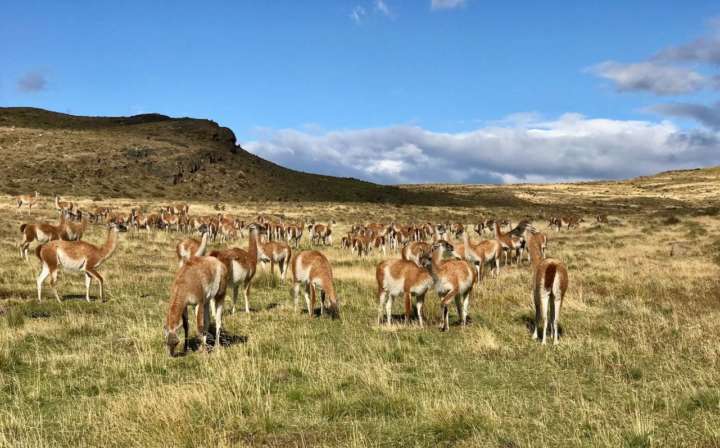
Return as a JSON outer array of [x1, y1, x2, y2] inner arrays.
[[19, 218, 63, 260], [207, 223, 262, 313], [401, 241, 432, 267], [36, 223, 127, 302], [421, 240, 476, 332], [376, 258, 434, 326], [528, 234, 569, 345], [15, 191, 39, 211], [176, 232, 209, 268], [257, 237, 292, 282], [291, 250, 339, 318]]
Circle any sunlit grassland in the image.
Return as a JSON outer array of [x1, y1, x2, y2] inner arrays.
[[1, 196, 719, 447]]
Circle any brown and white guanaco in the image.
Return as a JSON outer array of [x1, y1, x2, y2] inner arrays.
[[291, 250, 339, 318], [376, 258, 434, 326], [176, 232, 209, 268], [19, 218, 63, 260], [257, 237, 292, 282], [528, 234, 568, 345], [207, 223, 262, 313], [36, 223, 127, 302], [15, 191, 39, 211], [163, 255, 227, 356], [421, 240, 476, 331]]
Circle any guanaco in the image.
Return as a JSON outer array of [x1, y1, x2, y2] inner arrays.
[[401, 241, 432, 267], [19, 218, 64, 260], [176, 232, 209, 268], [494, 221, 531, 265], [291, 250, 339, 318], [421, 240, 476, 331], [36, 223, 127, 302], [59, 214, 88, 241], [453, 230, 502, 280], [207, 223, 262, 313], [528, 234, 568, 345], [376, 258, 434, 326], [257, 237, 292, 282], [163, 255, 227, 356], [54, 196, 74, 215], [15, 191, 39, 211], [286, 221, 304, 248]]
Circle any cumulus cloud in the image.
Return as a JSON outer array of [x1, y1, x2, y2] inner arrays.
[[589, 18, 720, 96], [245, 114, 719, 185], [651, 102, 720, 130], [431, 0, 465, 10], [588, 61, 709, 95], [17, 71, 47, 92]]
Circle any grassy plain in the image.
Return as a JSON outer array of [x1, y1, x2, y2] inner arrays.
[[1, 184, 719, 447]]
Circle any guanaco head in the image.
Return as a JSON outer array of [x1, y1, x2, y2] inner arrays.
[[109, 222, 128, 233], [431, 240, 454, 256], [163, 324, 181, 357]]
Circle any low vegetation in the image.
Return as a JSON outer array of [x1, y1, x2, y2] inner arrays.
[[1, 190, 719, 447]]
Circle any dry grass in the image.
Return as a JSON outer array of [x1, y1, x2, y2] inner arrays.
[[1, 187, 719, 447]]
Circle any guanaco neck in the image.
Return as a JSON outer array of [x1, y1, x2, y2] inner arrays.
[[528, 241, 542, 269], [99, 228, 119, 263], [195, 232, 208, 257], [248, 228, 259, 266]]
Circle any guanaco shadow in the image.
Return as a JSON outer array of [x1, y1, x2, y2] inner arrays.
[[61, 294, 105, 302], [517, 314, 564, 337], [182, 324, 248, 354]]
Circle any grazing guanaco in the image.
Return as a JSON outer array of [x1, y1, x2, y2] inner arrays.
[[19, 219, 64, 260], [562, 215, 584, 230], [291, 250, 339, 318], [163, 255, 227, 356], [528, 234, 569, 345], [257, 237, 292, 282], [376, 258, 434, 326], [15, 191, 39, 211], [36, 223, 127, 302], [595, 214, 609, 224], [421, 240, 476, 332], [207, 223, 262, 314], [176, 232, 209, 268]]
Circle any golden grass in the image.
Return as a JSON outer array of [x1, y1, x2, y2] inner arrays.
[[1, 190, 720, 447]]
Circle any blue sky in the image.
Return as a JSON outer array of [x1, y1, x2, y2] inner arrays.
[[2, 0, 719, 184]]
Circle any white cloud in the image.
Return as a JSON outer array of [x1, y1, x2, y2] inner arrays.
[[245, 114, 719, 185], [431, 0, 466, 10], [375, 0, 391, 16], [350, 5, 367, 24], [588, 61, 708, 95]]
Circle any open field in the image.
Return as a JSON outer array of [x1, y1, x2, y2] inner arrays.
[[2, 187, 720, 447]]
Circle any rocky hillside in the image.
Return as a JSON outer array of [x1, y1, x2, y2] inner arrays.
[[0, 107, 454, 204]]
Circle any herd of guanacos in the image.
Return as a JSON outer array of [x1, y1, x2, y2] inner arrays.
[[14, 193, 594, 357]]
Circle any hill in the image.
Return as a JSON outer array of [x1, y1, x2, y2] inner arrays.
[[0, 107, 457, 204]]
